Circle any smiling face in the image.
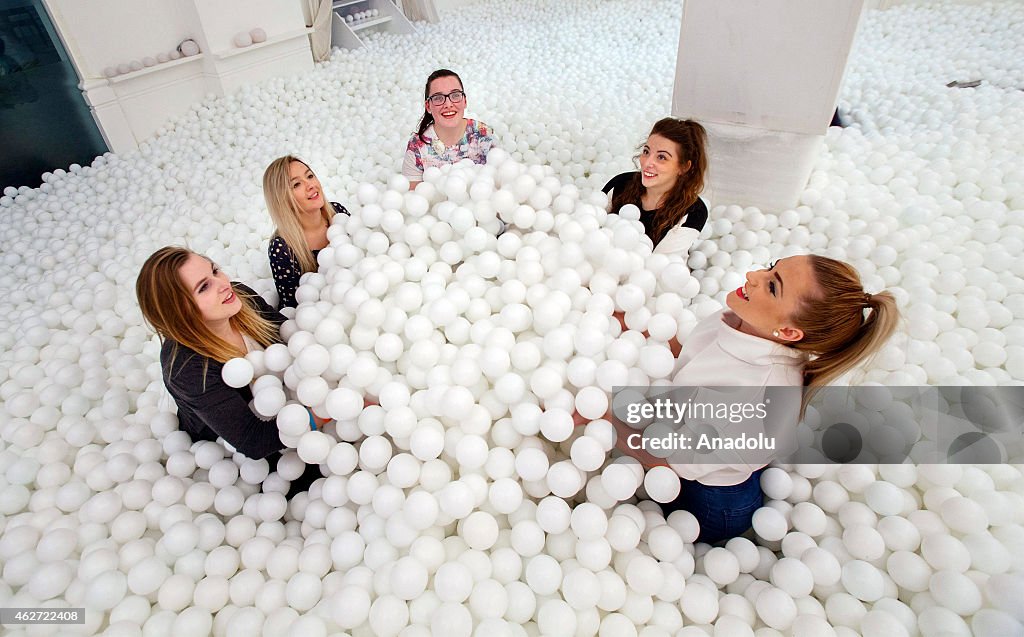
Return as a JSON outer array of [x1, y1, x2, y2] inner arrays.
[[177, 253, 241, 325], [639, 133, 688, 193], [288, 160, 324, 215], [425, 75, 466, 133], [726, 255, 820, 342]]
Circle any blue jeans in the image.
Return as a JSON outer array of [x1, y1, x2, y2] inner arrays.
[[661, 468, 766, 544]]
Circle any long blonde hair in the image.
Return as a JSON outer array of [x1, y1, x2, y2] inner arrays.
[[792, 256, 900, 414], [263, 156, 334, 273], [136, 247, 279, 368]]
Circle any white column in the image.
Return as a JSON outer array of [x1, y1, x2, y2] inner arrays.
[[78, 80, 138, 153], [672, 0, 866, 211]]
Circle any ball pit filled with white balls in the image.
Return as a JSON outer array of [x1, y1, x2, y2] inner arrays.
[[1, 1, 1024, 636]]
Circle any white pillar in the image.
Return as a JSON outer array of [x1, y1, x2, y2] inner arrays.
[[672, 0, 866, 211], [78, 79, 138, 153]]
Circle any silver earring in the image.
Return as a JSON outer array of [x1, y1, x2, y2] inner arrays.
[[772, 330, 780, 338]]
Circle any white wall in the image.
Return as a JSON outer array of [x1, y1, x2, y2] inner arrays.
[[42, 0, 314, 153], [44, 0, 192, 78], [191, 0, 309, 55]]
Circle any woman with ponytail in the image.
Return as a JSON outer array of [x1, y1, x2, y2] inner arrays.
[[137, 247, 326, 461], [603, 117, 709, 257], [402, 69, 495, 189], [598, 255, 899, 543]]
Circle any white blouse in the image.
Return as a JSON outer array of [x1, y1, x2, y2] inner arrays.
[[668, 309, 806, 486]]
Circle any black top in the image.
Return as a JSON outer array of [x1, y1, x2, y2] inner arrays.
[[602, 172, 708, 247], [161, 283, 287, 459], [269, 201, 349, 309]]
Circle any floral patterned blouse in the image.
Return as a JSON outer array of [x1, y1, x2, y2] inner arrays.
[[402, 118, 495, 180]]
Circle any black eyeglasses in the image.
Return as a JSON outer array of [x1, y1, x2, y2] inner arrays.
[[427, 90, 465, 106]]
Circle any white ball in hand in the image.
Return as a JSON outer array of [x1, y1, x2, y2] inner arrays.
[[221, 358, 254, 388], [277, 404, 312, 438]]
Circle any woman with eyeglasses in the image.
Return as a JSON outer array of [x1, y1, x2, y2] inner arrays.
[[603, 118, 709, 257], [403, 69, 495, 189]]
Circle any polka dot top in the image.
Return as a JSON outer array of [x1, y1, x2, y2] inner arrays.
[[269, 201, 348, 309]]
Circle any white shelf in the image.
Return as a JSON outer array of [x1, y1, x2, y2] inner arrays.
[[331, 0, 414, 50], [213, 27, 313, 60], [351, 15, 392, 31], [107, 54, 204, 84]]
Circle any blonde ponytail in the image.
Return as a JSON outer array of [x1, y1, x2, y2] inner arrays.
[[792, 256, 901, 414]]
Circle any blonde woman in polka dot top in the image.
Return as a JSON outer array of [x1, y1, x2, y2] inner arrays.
[[263, 155, 349, 308]]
